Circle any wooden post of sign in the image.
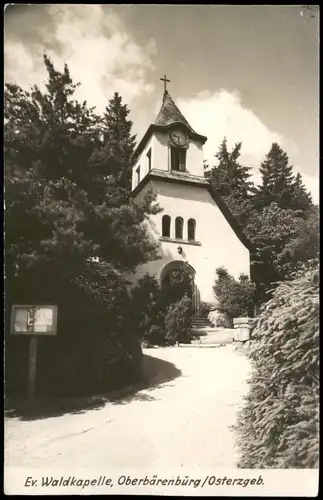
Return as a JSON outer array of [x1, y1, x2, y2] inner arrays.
[[27, 336, 38, 398]]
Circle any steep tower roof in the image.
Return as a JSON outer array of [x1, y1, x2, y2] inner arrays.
[[133, 90, 207, 162], [154, 91, 198, 135]]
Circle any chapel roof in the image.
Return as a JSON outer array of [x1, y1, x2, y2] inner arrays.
[[154, 91, 198, 134]]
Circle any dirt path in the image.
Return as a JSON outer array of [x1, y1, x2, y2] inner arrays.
[[5, 345, 251, 469]]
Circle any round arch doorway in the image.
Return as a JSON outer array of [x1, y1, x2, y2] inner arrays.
[[160, 261, 200, 315]]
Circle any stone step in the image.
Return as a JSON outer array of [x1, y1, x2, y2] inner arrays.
[[191, 323, 211, 329], [190, 316, 212, 327]]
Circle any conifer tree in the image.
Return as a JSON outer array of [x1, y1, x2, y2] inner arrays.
[[204, 139, 317, 304], [290, 172, 313, 212], [101, 92, 137, 192], [5, 55, 158, 284], [4, 54, 159, 396], [255, 143, 314, 215], [206, 137, 255, 198], [255, 142, 296, 211], [205, 138, 255, 225]]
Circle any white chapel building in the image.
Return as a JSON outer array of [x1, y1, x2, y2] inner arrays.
[[130, 87, 252, 314]]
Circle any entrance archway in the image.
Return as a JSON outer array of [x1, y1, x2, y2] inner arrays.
[[160, 261, 200, 314]]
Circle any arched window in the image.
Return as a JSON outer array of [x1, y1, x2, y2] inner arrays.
[[175, 216, 184, 239], [187, 218, 196, 241], [162, 215, 171, 237]]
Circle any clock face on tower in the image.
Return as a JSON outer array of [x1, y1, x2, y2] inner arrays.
[[170, 129, 188, 147]]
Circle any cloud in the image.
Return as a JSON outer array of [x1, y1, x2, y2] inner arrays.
[[177, 89, 288, 165], [4, 7, 318, 204], [177, 89, 319, 203], [4, 5, 156, 112]]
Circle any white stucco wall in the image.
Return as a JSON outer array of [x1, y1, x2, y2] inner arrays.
[[150, 133, 168, 173], [132, 132, 204, 190], [185, 139, 204, 177], [132, 135, 155, 191], [131, 180, 250, 306]]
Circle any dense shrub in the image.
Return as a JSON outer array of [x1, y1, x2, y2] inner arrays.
[[130, 274, 168, 346], [289, 256, 319, 280], [235, 268, 319, 468], [5, 282, 143, 398], [213, 267, 255, 318], [40, 330, 142, 398], [131, 273, 194, 347], [164, 295, 192, 345]]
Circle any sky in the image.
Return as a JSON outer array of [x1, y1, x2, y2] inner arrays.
[[4, 4, 319, 202]]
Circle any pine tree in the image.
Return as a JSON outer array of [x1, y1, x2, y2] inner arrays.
[[290, 172, 313, 212], [205, 138, 255, 225], [255, 142, 296, 211], [206, 137, 254, 198], [5, 55, 158, 283], [256, 143, 314, 214], [4, 54, 159, 396], [101, 92, 137, 192]]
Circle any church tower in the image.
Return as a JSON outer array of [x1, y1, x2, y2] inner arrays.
[[131, 78, 251, 312], [132, 87, 207, 191]]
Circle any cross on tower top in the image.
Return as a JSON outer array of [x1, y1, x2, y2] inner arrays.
[[160, 73, 170, 93]]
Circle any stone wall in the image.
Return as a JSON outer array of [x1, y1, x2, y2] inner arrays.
[[233, 317, 253, 342]]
